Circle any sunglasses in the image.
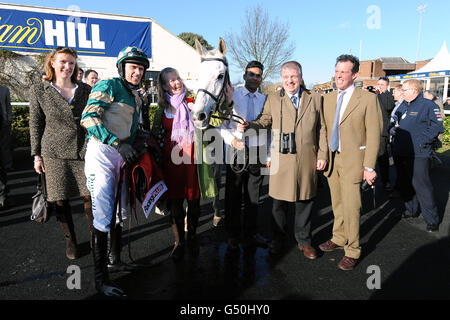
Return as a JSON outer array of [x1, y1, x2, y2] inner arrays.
[[53, 47, 77, 55]]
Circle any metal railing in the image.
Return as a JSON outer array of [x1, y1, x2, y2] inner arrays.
[[11, 102, 30, 106]]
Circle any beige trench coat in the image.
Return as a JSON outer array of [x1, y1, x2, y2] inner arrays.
[[248, 89, 328, 202]]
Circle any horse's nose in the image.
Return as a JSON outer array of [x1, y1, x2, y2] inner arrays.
[[194, 111, 208, 122]]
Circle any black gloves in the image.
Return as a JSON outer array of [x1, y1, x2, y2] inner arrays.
[[112, 140, 138, 164]]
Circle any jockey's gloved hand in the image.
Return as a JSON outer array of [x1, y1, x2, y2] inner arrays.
[[112, 140, 138, 164]]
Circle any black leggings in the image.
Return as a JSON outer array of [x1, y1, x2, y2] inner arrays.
[[169, 198, 200, 240]]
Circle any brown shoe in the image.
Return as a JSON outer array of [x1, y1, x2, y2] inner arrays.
[[60, 222, 78, 260], [338, 256, 357, 271], [319, 240, 344, 252], [65, 236, 78, 260], [298, 245, 317, 260]]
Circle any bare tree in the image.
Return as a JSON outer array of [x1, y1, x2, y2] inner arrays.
[[224, 4, 295, 80]]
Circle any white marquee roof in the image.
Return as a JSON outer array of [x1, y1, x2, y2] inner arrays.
[[413, 41, 450, 73]]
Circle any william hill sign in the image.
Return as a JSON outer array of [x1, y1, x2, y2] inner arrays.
[[0, 7, 151, 57]]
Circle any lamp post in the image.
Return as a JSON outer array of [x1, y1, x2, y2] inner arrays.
[[416, 4, 428, 61]]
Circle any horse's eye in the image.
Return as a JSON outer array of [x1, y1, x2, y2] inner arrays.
[[218, 74, 224, 80]]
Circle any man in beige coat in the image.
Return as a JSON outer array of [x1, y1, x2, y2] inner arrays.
[[319, 54, 382, 270], [241, 61, 328, 259]]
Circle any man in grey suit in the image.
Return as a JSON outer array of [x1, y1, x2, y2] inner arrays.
[[0, 85, 12, 209]]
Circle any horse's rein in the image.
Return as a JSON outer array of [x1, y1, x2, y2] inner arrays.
[[210, 113, 246, 124]]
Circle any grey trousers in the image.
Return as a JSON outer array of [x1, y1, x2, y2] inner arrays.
[[271, 198, 314, 246]]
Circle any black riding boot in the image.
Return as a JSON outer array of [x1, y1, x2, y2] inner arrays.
[[92, 228, 126, 297], [108, 224, 139, 272]]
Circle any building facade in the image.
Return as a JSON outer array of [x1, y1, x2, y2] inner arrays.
[[0, 3, 201, 97]]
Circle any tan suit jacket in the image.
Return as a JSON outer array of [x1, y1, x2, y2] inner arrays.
[[323, 87, 382, 259], [323, 88, 382, 182], [249, 89, 328, 202]]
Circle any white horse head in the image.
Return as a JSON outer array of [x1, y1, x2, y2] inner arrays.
[[191, 37, 230, 129]]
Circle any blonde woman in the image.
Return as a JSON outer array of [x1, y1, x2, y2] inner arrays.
[[29, 47, 93, 260]]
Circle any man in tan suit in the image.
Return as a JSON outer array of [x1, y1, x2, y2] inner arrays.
[[240, 61, 328, 259], [319, 54, 382, 270]]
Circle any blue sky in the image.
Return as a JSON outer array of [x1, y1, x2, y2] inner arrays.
[[4, 0, 450, 86]]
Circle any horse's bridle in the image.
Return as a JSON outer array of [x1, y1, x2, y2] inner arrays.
[[196, 57, 245, 124], [196, 57, 232, 116]]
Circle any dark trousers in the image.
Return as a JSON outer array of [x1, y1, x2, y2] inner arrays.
[[0, 166, 6, 203], [224, 164, 263, 239], [377, 152, 390, 185], [169, 198, 200, 241], [0, 123, 13, 170], [212, 163, 223, 217], [0, 123, 12, 203], [377, 137, 390, 185], [395, 156, 439, 225], [271, 198, 313, 246]]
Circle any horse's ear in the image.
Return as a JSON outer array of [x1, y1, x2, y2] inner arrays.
[[218, 37, 226, 56], [195, 38, 207, 56]]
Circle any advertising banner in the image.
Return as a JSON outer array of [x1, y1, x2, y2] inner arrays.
[[0, 8, 151, 57]]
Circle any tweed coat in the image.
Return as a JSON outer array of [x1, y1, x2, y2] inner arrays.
[[29, 81, 91, 201], [323, 88, 383, 183], [248, 89, 328, 202], [30, 81, 91, 159]]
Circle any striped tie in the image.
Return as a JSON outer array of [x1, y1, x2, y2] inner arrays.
[[291, 95, 297, 109]]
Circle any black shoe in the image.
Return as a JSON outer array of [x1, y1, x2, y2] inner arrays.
[[170, 242, 185, 261], [227, 238, 240, 251], [401, 211, 419, 219], [426, 224, 439, 232], [242, 234, 269, 249], [268, 240, 283, 255], [108, 260, 141, 273], [383, 182, 393, 192], [389, 189, 401, 199], [0, 199, 9, 211]]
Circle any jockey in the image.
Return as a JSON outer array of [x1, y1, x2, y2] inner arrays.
[[81, 46, 149, 297]]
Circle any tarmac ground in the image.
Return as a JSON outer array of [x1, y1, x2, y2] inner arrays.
[[1, 147, 449, 308]]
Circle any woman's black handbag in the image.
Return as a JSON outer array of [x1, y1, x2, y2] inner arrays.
[[30, 173, 53, 223]]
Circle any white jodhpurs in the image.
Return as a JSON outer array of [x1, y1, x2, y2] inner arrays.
[[85, 139, 128, 232]]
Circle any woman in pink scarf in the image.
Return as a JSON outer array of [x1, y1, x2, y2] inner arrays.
[[155, 67, 200, 261]]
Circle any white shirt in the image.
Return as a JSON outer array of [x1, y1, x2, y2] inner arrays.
[[50, 82, 78, 104], [336, 84, 355, 152], [220, 86, 268, 161]]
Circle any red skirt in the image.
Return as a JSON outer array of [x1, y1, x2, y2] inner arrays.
[[162, 114, 200, 200]]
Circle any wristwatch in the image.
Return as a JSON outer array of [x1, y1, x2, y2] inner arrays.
[[364, 167, 375, 172], [111, 139, 120, 149]]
